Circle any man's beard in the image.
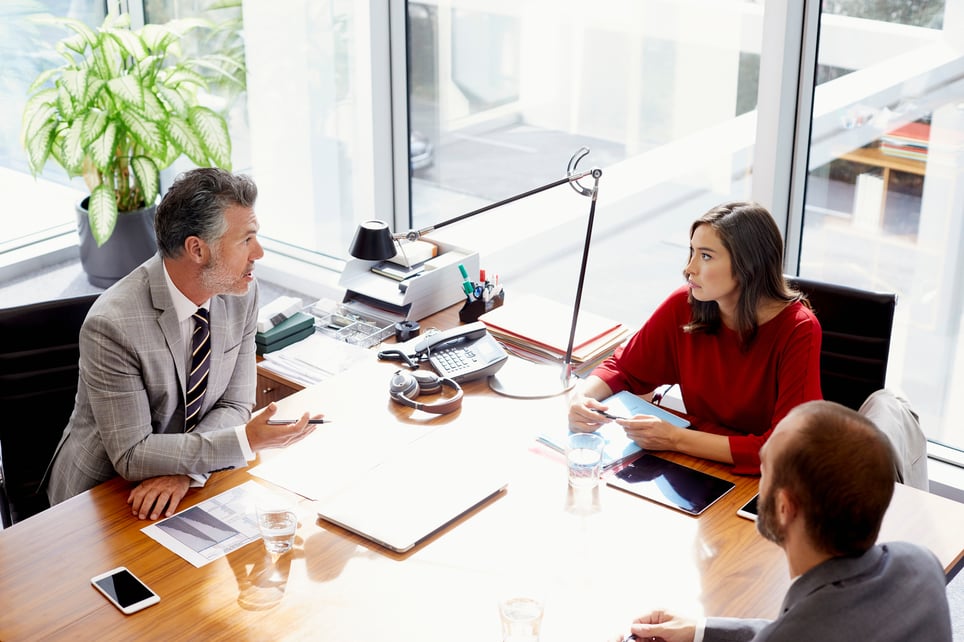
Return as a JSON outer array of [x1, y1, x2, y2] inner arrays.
[[756, 488, 786, 546], [200, 249, 249, 297]]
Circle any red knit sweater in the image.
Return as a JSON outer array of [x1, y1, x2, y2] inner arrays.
[[593, 285, 822, 474]]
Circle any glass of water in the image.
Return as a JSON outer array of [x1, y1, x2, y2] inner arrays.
[[256, 505, 298, 555], [498, 595, 544, 642], [566, 432, 605, 489]]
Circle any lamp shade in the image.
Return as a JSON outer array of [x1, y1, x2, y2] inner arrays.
[[348, 220, 396, 261]]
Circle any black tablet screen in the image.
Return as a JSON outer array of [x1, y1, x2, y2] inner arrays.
[[607, 454, 735, 515]]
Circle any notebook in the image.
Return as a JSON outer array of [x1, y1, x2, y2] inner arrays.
[[537, 390, 691, 470], [479, 294, 624, 356], [314, 430, 508, 553]]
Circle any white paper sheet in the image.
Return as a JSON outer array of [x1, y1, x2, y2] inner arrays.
[[141, 481, 290, 568]]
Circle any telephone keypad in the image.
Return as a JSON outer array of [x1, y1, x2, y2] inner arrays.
[[432, 347, 478, 376]]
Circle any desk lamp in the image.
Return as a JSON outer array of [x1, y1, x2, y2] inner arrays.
[[347, 148, 602, 399]]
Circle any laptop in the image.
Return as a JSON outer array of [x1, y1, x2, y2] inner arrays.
[[314, 429, 508, 553]]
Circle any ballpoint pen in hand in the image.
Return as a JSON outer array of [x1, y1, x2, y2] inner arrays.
[[591, 408, 623, 420], [267, 419, 331, 425]]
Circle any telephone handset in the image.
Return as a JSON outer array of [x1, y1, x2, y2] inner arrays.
[[413, 321, 508, 383]]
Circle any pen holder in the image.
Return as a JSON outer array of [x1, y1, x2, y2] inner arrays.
[[459, 290, 505, 323]]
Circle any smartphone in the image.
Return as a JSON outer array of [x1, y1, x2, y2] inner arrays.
[[737, 494, 759, 521], [90, 567, 160, 614]]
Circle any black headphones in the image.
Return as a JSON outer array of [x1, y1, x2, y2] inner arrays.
[[388, 369, 463, 415]]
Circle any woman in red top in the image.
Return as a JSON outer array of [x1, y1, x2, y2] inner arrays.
[[568, 201, 822, 474]]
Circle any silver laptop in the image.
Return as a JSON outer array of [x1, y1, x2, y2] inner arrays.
[[314, 429, 508, 553]]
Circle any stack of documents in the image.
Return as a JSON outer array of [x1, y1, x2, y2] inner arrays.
[[259, 332, 373, 388], [479, 294, 630, 373], [880, 121, 929, 162]]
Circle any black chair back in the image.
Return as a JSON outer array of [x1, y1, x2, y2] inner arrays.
[[0, 294, 99, 527], [787, 277, 896, 411]]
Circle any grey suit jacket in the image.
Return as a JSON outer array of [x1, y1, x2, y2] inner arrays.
[[46, 254, 259, 504], [704, 541, 951, 642]]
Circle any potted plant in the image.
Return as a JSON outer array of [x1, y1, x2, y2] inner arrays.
[[20, 12, 236, 287]]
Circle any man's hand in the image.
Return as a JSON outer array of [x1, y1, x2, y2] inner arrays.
[[246, 402, 320, 452], [128, 475, 191, 520], [617, 609, 697, 642]]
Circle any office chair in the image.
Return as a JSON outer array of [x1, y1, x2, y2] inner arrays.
[[786, 276, 896, 411], [0, 293, 99, 527]]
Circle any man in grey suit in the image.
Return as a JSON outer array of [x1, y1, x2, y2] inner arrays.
[[46, 168, 319, 520], [614, 400, 952, 642]]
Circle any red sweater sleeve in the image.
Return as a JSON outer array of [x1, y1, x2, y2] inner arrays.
[[593, 287, 688, 395]]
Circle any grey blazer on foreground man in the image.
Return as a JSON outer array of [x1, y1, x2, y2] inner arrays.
[[704, 541, 952, 642], [46, 254, 258, 504]]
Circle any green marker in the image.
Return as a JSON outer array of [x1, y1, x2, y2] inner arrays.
[[458, 264, 474, 298]]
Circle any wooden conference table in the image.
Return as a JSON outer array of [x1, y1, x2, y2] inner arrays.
[[2, 311, 964, 641]]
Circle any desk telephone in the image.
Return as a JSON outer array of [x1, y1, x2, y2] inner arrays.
[[413, 321, 508, 383]]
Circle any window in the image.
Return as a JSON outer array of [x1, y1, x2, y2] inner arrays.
[[4, 0, 963, 454], [145, 0, 387, 267], [0, 1, 104, 254], [799, 0, 964, 450], [406, 0, 769, 327], [1, 0, 387, 270]]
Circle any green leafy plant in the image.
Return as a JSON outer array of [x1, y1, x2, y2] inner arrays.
[[20, 12, 234, 246]]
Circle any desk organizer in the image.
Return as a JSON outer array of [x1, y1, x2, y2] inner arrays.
[[339, 238, 480, 321], [308, 299, 396, 348], [459, 290, 505, 323]]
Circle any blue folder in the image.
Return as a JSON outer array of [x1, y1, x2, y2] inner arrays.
[[537, 390, 690, 469]]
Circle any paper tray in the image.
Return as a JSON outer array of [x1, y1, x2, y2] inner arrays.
[[308, 299, 395, 348]]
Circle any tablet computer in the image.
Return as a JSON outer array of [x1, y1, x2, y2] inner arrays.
[[606, 454, 735, 515]]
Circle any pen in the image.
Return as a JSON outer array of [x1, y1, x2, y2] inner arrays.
[[267, 419, 331, 425], [591, 408, 622, 420]]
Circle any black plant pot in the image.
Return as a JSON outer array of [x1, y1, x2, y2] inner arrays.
[[76, 197, 157, 288]]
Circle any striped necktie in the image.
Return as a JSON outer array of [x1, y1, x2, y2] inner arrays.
[[185, 308, 211, 432]]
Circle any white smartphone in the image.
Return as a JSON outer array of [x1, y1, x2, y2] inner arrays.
[[737, 494, 759, 521], [90, 567, 160, 614]]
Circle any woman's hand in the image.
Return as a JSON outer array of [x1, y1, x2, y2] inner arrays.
[[568, 376, 616, 431], [568, 394, 616, 432], [618, 416, 683, 451]]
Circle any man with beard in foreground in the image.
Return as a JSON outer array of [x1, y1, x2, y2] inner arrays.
[[613, 399, 951, 642]]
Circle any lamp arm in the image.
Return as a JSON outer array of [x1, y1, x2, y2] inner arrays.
[[562, 169, 601, 383], [397, 167, 600, 243], [394, 146, 604, 393]]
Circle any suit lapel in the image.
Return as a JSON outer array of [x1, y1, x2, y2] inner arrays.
[[146, 256, 188, 392]]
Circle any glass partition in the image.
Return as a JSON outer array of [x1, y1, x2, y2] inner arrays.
[[0, 1, 105, 253], [407, 0, 769, 326], [800, 1, 964, 449]]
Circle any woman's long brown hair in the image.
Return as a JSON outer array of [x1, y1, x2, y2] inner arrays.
[[683, 201, 806, 349]]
